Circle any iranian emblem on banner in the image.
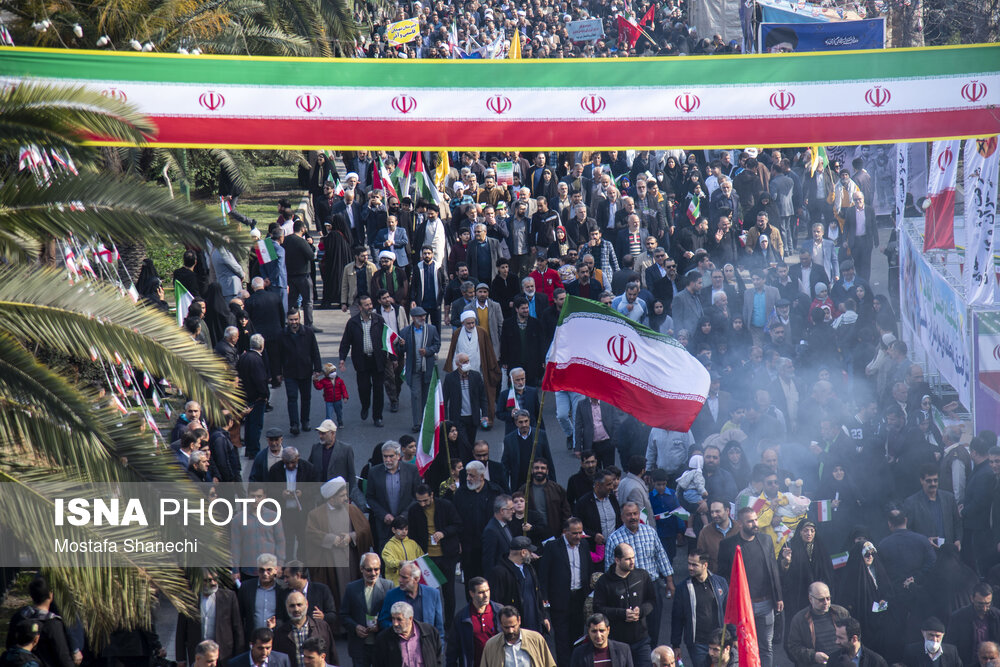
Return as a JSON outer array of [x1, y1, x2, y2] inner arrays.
[[924, 140, 959, 250], [964, 136, 999, 306]]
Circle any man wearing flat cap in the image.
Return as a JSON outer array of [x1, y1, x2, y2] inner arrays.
[[903, 616, 963, 666], [304, 476, 373, 610]]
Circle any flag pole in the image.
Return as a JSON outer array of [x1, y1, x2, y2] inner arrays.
[[522, 380, 547, 513]]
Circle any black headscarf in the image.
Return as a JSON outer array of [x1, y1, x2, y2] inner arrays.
[[779, 520, 835, 615], [136, 258, 161, 297], [203, 282, 235, 346]]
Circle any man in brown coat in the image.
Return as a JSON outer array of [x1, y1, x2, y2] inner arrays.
[[304, 477, 372, 611]]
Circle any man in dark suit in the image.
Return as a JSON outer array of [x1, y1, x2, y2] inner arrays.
[[717, 508, 783, 667], [645, 248, 678, 309], [272, 592, 337, 667], [277, 308, 322, 435], [539, 518, 592, 665], [399, 306, 440, 432], [365, 441, 420, 549], [946, 583, 1000, 666], [275, 562, 337, 629], [442, 353, 488, 445], [175, 572, 244, 667], [237, 334, 270, 458], [574, 469, 622, 561], [306, 421, 361, 505], [447, 576, 503, 667], [481, 494, 515, 576], [826, 616, 887, 667], [488, 537, 550, 634], [407, 484, 464, 628], [902, 464, 962, 548], [903, 616, 963, 667], [227, 628, 292, 667], [245, 278, 285, 384], [495, 366, 542, 435], [337, 294, 387, 427], [340, 553, 392, 667], [410, 245, 448, 331], [235, 555, 283, 644], [499, 295, 545, 386], [789, 249, 830, 298], [570, 613, 634, 667], [266, 447, 317, 558], [692, 374, 731, 441], [574, 397, 619, 469], [330, 189, 364, 245], [501, 410, 555, 493]]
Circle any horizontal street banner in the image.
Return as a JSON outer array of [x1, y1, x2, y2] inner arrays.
[[0, 45, 997, 149]]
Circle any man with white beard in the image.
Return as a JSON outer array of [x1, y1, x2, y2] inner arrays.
[[453, 461, 502, 582]]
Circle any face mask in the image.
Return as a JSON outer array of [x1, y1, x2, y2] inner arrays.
[[459, 363, 471, 372], [924, 639, 941, 655]]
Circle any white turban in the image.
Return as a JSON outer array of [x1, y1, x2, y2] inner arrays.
[[460, 310, 477, 322], [321, 476, 347, 499]]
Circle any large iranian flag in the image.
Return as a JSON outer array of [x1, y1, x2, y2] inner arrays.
[[416, 366, 444, 475], [542, 296, 709, 431], [3, 46, 997, 149], [925, 140, 959, 251]]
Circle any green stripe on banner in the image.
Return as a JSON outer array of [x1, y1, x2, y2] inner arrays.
[[0, 44, 997, 88], [556, 295, 688, 351]]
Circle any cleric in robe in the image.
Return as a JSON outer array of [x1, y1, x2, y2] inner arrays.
[[304, 476, 373, 606], [443, 310, 502, 423]]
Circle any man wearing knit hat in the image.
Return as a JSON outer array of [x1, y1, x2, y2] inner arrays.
[[904, 617, 963, 666]]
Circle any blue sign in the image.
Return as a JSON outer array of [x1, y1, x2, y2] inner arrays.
[[759, 18, 885, 52]]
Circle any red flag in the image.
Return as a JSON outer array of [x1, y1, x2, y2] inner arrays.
[[724, 545, 761, 667], [616, 15, 641, 48], [639, 3, 655, 27]]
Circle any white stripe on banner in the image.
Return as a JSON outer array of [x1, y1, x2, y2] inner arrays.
[[964, 136, 1000, 306], [6, 73, 997, 122]]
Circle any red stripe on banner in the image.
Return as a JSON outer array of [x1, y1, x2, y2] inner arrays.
[[105, 109, 999, 149], [924, 189, 956, 250], [543, 362, 704, 431]]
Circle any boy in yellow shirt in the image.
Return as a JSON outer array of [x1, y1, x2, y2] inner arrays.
[[381, 515, 425, 585]]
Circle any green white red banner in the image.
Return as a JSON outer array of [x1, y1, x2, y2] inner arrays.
[[0, 45, 997, 149]]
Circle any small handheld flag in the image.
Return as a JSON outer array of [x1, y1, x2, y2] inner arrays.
[[414, 555, 447, 588], [831, 551, 849, 569], [254, 237, 279, 264], [382, 328, 401, 356], [816, 500, 834, 522]]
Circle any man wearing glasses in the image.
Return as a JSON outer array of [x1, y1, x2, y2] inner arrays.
[[645, 249, 679, 307], [341, 553, 391, 667], [786, 582, 849, 666]]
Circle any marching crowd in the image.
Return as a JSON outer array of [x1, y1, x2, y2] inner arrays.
[[12, 145, 991, 667], [353, 0, 742, 60]]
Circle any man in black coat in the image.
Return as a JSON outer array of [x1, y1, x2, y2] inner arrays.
[[175, 573, 244, 667], [275, 562, 337, 628], [283, 220, 319, 330], [645, 248, 678, 308], [903, 616, 963, 667], [442, 353, 488, 445], [481, 495, 515, 576], [446, 577, 503, 667], [277, 308, 322, 435], [499, 295, 545, 386], [826, 616, 888, 667], [539, 518, 592, 665], [365, 442, 420, 549], [574, 469, 623, 561], [501, 410, 555, 493], [266, 448, 317, 558], [372, 603, 440, 667], [495, 366, 542, 435], [340, 553, 392, 667], [245, 278, 285, 382], [570, 613, 634, 667], [235, 556, 283, 643], [946, 583, 1000, 666], [488, 537, 550, 634], [337, 294, 386, 427], [237, 334, 270, 458], [717, 507, 784, 667], [407, 485, 464, 629]]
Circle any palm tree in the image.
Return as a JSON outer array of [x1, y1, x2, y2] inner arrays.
[[0, 82, 249, 646]]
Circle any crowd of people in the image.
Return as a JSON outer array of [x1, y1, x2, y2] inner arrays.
[[353, 0, 742, 61], [27, 144, 988, 667]]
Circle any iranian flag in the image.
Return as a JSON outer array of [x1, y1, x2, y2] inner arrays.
[[505, 385, 516, 409], [254, 237, 279, 264], [686, 195, 700, 224], [415, 152, 443, 205], [391, 151, 414, 197], [724, 546, 761, 667], [816, 500, 834, 522], [414, 554, 447, 588], [373, 156, 398, 199], [326, 170, 345, 196], [738, 495, 768, 514], [831, 552, 850, 569], [174, 279, 194, 327], [924, 139, 959, 251], [543, 296, 710, 431], [416, 366, 444, 475], [382, 328, 401, 356]]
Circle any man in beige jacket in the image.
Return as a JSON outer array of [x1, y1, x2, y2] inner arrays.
[[482, 606, 556, 667]]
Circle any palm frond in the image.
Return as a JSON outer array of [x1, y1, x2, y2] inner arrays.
[[210, 148, 255, 194], [0, 82, 153, 153], [0, 173, 249, 263], [0, 266, 244, 423]]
